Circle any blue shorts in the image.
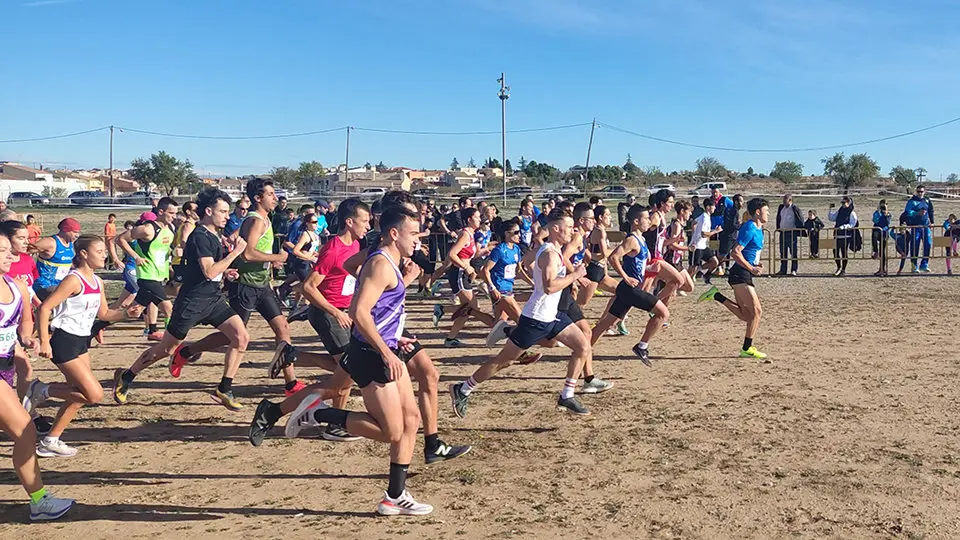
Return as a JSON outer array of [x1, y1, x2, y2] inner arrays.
[[508, 312, 573, 350], [123, 265, 139, 294]]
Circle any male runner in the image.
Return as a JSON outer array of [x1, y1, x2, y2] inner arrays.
[[33, 218, 81, 301]]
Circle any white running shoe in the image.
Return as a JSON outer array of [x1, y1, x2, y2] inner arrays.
[[22, 379, 49, 415], [36, 438, 78, 458], [376, 490, 434, 516], [284, 392, 326, 438], [581, 377, 615, 394], [29, 493, 75, 521], [486, 319, 512, 348]]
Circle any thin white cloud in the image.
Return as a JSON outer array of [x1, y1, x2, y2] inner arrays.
[[23, 0, 82, 7]]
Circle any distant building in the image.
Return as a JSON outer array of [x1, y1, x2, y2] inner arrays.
[[1, 162, 54, 181], [308, 165, 411, 195], [442, 170, 482, 190]]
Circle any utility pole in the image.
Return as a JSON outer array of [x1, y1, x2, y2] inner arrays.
[[499, 73, 510, 206], [582, 118, 597, 194], [344, 126, 352, 196], [108, 125, 114, 198]]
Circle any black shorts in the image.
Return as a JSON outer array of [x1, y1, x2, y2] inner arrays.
[[718, 233, 734, 256], [411, 250, 436, 274], [135, 279, 167, 307], [692, 248, 715, 268], [341, 333, 423, 389], [227, 281, 285, 324], [292, 260, 313, 282], [609, 280, 659, 319], [728, 264, 754, 287], [50, 328, 89, 365], [308, 306, 351, 356], [167, 292, 237, 340], [508, 312, 573, 350], [557, 286, 584, 323], [446, 267, 471, 295], [34, 285, 56, 302], [586, 261, 606, 282]]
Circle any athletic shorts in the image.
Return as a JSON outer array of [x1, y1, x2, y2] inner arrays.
[[412, 250, 436, 275], [34, 285, 56, 303], [135, 279, 167, 307], [728, 264, 754, 287], [167, 292, 237, 340], [0, 365, 13, 388], [446, 267, 471, 295], [508, 312, 573, 350], [227, 282, 285, 324], [557, 286, 584, 323], [586, 261, 606, 282], [292, 260, 313, 283], [123, 266, 139, 294], [308, 306, 351, 356], [609, 280, 659, 319], [49, 328, 89, 365], [341, 333, 423, 389], [644, 257, 661, 280], [692, 248, 715, 268]]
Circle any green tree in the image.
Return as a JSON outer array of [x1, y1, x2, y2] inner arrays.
[[770, 161, 804, 183], [451, 157, 459, 169], [42, 185, 67, 198], [695, 156, 727, 178], [504, 159, 513, 175], [821, 152, 880, 191], [746, 166, 755, 176], [483, 157, 502, 169], [889, 165, 917, 191], [296, 161, 326, 192], [914, 167, 927, 183], [522, 160, 561, 184], [129, 151, 199, 196], [947, 173, 959, 184], [517, 155, 527, 171], [269, 166, 297, 189], [376, 160, 388, 172], [623, 153, 640, 180], [467, 157, 476, 168]]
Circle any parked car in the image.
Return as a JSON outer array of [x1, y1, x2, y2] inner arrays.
[[359, 187, 387, 202], [412, 188, 439, 201], [68, 190, 107, 205], [461, 187, 487, 199], [119, 191, 160, 205], [505, 185, 534, 198], [645, 183, 676, 195], [546, 185, 582, 199], [7, 191, 50, 206], [597, 185, 628, 197], [688, 181, 727, 198]]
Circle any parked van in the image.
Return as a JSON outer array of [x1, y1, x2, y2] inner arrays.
[[688, 181, 727, 197]]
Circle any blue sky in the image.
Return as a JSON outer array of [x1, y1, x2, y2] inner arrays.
[[3, 0, 960, 179]]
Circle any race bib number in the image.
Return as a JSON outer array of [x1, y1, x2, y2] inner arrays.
[[0, 326, 17, 355], [55, 265, 70, 280], [503, 264, 517, 280], [396, 312, 407, 340], [341, 275, 356, 296]]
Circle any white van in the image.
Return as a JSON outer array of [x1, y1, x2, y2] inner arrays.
[[688, 181, 727, 198]]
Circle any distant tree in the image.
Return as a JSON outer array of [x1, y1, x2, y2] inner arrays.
[[695, 156, 727, 179], [467, 157, 476, 168], [129, 150, 199, 196], [746, 166, 755, 176], [362, 162, 372, 170], [517, 155, 528, 171], [890, 165, 917, 191], [623, 154, 640, 179], [504, 159, 513, 175], [947, 173, 959, 184], [642, 166, 664, 178], [770, 161, 803, 183], [296, 161, 326, 192], [822, 152, 880, 191], [451, 157, 460, 169], [914, 167, 927, 183], [522, 160, 561, 183], [376, 160, 388, 172], [483, 157, 502, 169], [269, 166, 297, 189]]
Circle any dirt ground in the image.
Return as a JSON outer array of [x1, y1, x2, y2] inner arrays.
[[0, 268, 959, 539]]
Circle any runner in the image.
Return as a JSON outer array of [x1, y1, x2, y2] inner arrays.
[[32, 218, 80, 301], [24, 235, 141, 458], [689, 198, 722, 284], [481, 217, 531, 326], [112, 188, 251, 410], [575, 205, 620, 308], [283, 205, 435, 516], [699, 197, 769, 359], [170, 201, 199, 293], [449, 207, 593, 417], [588, 205, 671, 365], [663, 200, 696, 297]]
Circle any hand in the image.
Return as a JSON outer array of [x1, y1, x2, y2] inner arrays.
[[271, 261, 284, 269], [715, 226, 723, 233], [39, 340, 52, 359], [397, 335, 418, 354], [573, 264, 587, 280], [750, 265, 762, 276], [334, 310, 352, 329], [224, 269, 240, 281], [233, 237, 248, 253], [276, 251, 289, 262], [624, 276, 640, 288], [382, 350, 405, 382], [490, 288, 502, 303], [465, 266, 477, 280], [126, 304, 145, 319], [134, 256, 147, 267]]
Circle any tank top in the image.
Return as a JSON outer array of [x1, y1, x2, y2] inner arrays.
[[172, 220, 196, 264], [519, 216, 533, 245], [622, 233, 651, 281], [0, 275, 24, 359], [134, 222, 174, 281], [521, 242, 565, 323], [235, 213, 275, 287], [666, 220, 685, 266], [570, 232, 587, 266], [352, 250, 406, 349], [457, 230, 477, 260], [50, 270, 102, 336], [36, 235, 74, 289]]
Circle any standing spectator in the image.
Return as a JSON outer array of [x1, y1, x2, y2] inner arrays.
[[828, 196, 858, 276], [871, 200, 887, 259], [25, 215, 42, 245], [272, 206, 293, 254], [944, 214, 958, 275], [588, 196, 603, 209], [875, 202, 892, 276], [718, 194, 744, 272], [537, 199, 555, 228], [690, 195, 703, 220], [710, 186, 734, 231], [314, 200, 330, 241], [104, 214, 119, 270], [617, 194, 636, 233], [804, 210, 825, 258], [223, 197, 250, 236], [904, 184, 934, 272], [775, 194, 803, 276], [892, 212, 911, 275]]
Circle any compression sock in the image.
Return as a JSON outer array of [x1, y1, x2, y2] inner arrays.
[[218, 377, 233, 394], [387, 463, 409, 499], [743, 337, 753, 351]]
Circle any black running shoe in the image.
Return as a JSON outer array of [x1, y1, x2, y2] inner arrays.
[[287, 305, 310, 323], [556, 396, 591, 415], [449, 383, 469, 419], [321, 424, 361, 442], [425, 440, 472, 464], [268, 341, 298, 379], [632, 344, 652, 367], [249, 399, 280, 447]]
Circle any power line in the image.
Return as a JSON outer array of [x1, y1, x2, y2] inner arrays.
[[352, 122, 592, 136], [599, 114, 960, 153], [0, 126, 109, 143], [116, 126, 348, 140]]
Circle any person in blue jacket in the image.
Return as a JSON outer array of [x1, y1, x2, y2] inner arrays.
[[904, 184, 934, 272]]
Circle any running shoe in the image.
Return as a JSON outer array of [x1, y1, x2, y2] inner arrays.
[[580, 377, 614, 394], [269, 341, 298, 379], [112, 369, 133, 404], [486, 319, 512, 347], [425, 440, 472, 464], [284, 380, 307, 397], [285, 392, 326, 438], [322, 424, 361, 442], [517, 351, 543, 365], [249, 399, 280, 447], [33, 416, 53, 437], [430, 280, 443, 296], [615, 320, 630, 336], [556, 396, 591, 415], [444, 337, 463, 347], [22, 379, 48, 414], [449, 383, 470, 418], [697, 285, 719, 303], [376, 490, 434, 516], [662, 322, 671, 328], [739, 346, 767, 359], [631, 344, 652, 367], [212, 389, 243, 411], [919, 266, 931, 273], [287, 304, 310, 323], [36, 438, 78, 458], [147, 330, 164, 341], [169, 344, 199, 378], [29, 493, 74, 521], [432, 304, 444, 328]]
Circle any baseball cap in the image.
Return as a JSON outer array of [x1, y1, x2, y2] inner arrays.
[[58, 218, 81, 233], [315, 199, 330, 210], [140, 211, 158, 222]]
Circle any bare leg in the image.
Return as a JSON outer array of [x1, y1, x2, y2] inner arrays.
[[47, 355, 103, 438], [732, 284, 762, 339], [407, 351, 439, 437], [0, 383, 43, 495]]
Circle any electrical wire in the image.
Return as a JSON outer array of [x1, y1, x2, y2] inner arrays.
[[116, 126, 347, 140], [352, 122, 592, 136], [0, 126, 109, 143]]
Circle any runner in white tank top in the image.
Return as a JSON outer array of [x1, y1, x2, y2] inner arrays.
[[521, 242, 565, 322], [49, 270, 102, 337]]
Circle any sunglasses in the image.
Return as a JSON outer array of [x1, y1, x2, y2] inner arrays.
[[506, 229, 520, 235]]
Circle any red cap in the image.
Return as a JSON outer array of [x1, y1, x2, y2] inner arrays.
[[58, 218, 81, 233]]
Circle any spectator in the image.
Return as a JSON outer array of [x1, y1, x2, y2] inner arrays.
[[617, 194, 636, 233], [690, 195, 703, 220], [944, 214, 958, 275], [828, 196, 858, 276], [314, 200, 330, 240], [537, 199, 555, 227], [104, 213, 118, 270], [718, 193, 744, 272], [588, 195, 602, 209], [775, 194, 804, 276], [804, 210, 825, 258], [223, 197, 250, 236], [904, 184, 934, 272], [892, 212, 910, 275], [710, 186, 734, 231], [871, 199, 887, 259], [875, 202, 892, 276], [25, 215, 42, 244]]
